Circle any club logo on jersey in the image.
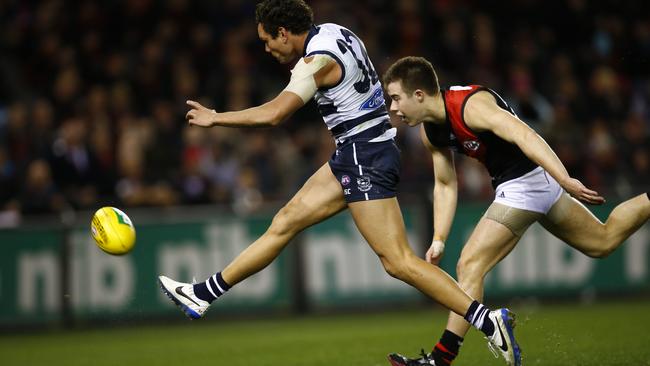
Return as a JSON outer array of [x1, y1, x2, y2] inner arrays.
[[359, 88, 384, 111], [341, 175, 351, 186], [463, 140, 481, 151], [357, 176, 372, 192]]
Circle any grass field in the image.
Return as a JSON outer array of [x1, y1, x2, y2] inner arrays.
[[2, 299, 649, 366]]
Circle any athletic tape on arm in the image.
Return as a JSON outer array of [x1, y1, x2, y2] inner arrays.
[[284, 54, 333, 103]]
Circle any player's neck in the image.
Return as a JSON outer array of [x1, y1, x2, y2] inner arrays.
[[424, 93, 446, 124], [293, 31, 310, 56]]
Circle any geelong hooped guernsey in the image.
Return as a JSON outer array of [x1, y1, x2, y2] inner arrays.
[[423, 85, 538, 188], [303, 24, 395, 144]]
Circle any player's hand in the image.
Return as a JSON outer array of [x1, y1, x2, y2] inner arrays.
[[425, 240, 445, 265], [186, 100, 217, 127], [562, 177, 605, 205]]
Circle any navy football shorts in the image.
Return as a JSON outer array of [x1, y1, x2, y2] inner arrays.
[[328, 139, 401, 203]]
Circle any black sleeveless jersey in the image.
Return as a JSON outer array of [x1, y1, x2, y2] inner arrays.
[[423, 85, 538, 188]]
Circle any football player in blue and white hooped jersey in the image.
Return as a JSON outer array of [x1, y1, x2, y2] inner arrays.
[[159, 1, 518, 356]]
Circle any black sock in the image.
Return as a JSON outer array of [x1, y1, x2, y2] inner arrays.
[[432, 330, 463, 365], [193, 272, 231, 303], [464, 300, 495, 336]]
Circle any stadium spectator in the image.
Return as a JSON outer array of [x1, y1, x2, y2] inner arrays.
[[0, 0, 647, 222]]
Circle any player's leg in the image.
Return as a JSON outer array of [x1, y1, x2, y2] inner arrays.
[[540, 192, 650, 258], [159, 163, 347, 318], [337, 140, 471, 312], [348, 197, 471, 314], [389, 203, 539, 366], [435, 216, 521, 365], [221, 163, 347, 284], [349, 198, 521, 366], [338, 139, 519, 365]]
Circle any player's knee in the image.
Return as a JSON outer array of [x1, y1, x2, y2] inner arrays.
[[378, 254, 398, 278], [580, 232, 617, 258], [380, 251, 417, 282], [269, 202, 304, 238], [381, 259, 400, 279], [584, 244, 615, 259], [456, 255, 484, 282]]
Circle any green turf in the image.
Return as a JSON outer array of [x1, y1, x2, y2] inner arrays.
[[2, 300, 649, 366]]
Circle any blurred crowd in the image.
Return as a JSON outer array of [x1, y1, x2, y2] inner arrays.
[[0, 0, 649, 224]]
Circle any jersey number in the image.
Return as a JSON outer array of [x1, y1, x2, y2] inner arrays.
[[337, 29, 378, 94]]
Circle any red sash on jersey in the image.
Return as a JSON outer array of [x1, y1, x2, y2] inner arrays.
[[444, 85, 487, 163]]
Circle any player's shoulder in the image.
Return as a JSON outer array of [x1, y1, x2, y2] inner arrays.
[[316, 22, 345, 34], [305, 23, 345, 54], [445, 85, 490, 106], [446, 84, 484, 94], [463, 87, 503, 126], [465, 87, 498, 108]]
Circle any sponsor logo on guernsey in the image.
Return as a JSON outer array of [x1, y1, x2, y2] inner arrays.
[[359, 88, 384, 110], [463, 140, 480, 151], [357, 176, 372, 192], [344, 188, 351, 195], [341, 175, 351, 186]]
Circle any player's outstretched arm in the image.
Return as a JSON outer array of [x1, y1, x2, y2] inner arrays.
[[465, 91, 605, 205], [186, 91, 304, 128], [185, 54, 340, 129]]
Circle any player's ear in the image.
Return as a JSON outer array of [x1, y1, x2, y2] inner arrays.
[[278, 27, 288, 43], [414, 89, 425, 102]]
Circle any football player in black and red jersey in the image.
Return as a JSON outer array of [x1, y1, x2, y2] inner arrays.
[[383, 56, 650, 366]]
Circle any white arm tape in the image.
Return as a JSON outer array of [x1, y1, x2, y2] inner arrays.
[[431, 240, 445, 257], [284, 54, 333, 103]]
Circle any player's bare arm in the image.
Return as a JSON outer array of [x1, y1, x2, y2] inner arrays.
[[186, 55, 341, 128], [464, 91, 605, 205], [420, 125, 457, 264], [185, 93, 303, 128]]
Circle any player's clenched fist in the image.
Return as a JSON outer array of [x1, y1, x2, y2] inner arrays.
[[186, 100, 216, 127], [425, 239, 445, 265]]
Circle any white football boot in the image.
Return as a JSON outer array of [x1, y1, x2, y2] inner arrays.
[[486, 308, 522, 366], [158, 275, 210, 319]]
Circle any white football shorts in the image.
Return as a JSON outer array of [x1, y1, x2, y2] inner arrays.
[[493, 166, 563, 214]]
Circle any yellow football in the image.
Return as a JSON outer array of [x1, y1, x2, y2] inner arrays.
[[90, 207, 136, 255]]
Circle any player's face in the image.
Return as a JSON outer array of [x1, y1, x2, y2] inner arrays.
[[386, 81, 423, 127], [258, 23, 295, 64]]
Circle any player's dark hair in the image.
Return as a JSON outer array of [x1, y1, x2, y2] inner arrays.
[[383, 56, 440, 95], [255, 0, 314, 38]]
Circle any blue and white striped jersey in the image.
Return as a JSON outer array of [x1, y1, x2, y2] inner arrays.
[[304, 23, 395, 143]]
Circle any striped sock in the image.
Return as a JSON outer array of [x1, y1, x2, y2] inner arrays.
[[193, 272, 231, 303], [432, 330, 463, 365], [464, 300, 495, 336]]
